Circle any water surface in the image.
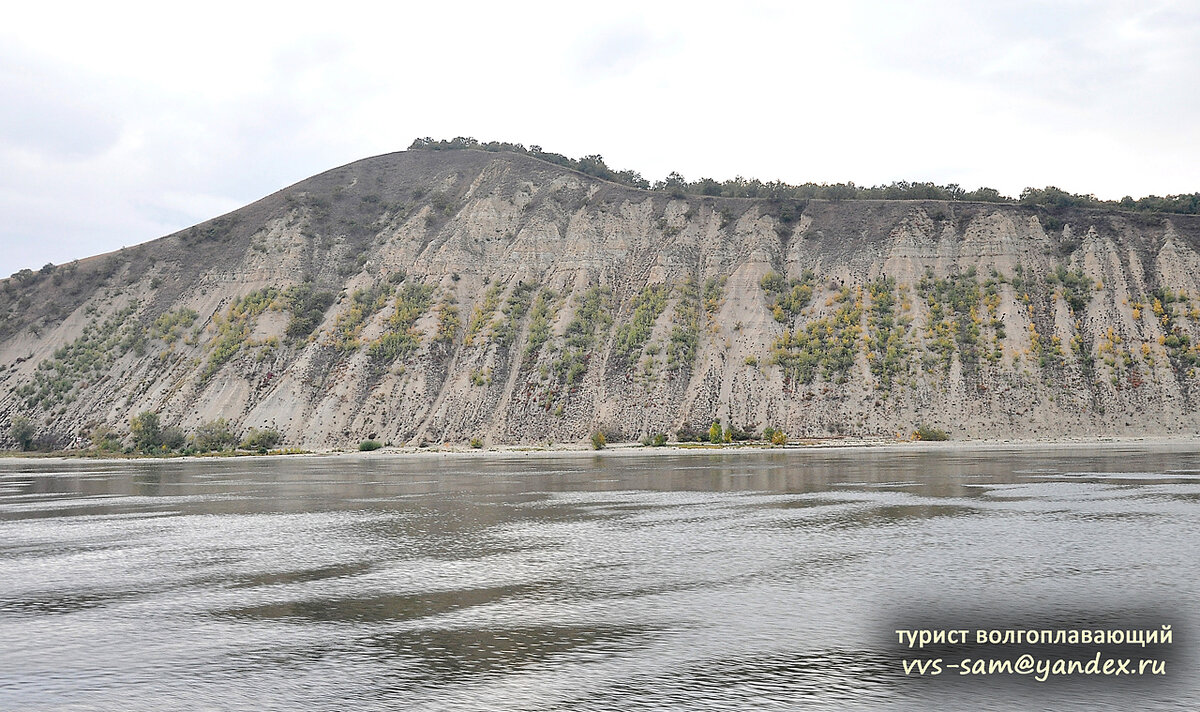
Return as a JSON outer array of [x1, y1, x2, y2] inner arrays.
[[1, 445, 1197, 710]]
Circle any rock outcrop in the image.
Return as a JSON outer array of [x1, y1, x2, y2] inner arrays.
[[4, 148, 1200, 448]]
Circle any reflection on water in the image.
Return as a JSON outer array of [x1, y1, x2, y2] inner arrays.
[[573, 649, 899, 710], [1, 444, 1198, 711], [365, 625, 650, 684], [224, 584, 540, 623]]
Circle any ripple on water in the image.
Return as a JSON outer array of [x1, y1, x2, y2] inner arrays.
[[0, 449, 1198, 711]]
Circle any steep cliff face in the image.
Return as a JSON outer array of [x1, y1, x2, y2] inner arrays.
[[4, 149, 1200, 448]]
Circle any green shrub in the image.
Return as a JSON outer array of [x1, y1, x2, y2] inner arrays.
[[918, 270, 984, 370], [760, 269, 815, 322], [465, 283, 503, 345], [367, 330, 420, 363], [192, 418, 237, 451], [283, 284, 335, 338], [8, 415, 34, 451], [726, 425, 754, 442], [161, 426, 187, 451], [703, 276, 727, 317], [591, 430, 606, 450], [864, 276, 911, 391], [524, 289, 560, 357], [612, 284, 668, 366], [90, 424, 121, 452], [913, 424, 948, 441], [201, 288, 281, 381], [641, 432, 667, 447], [359, 439, 383, 451], [23, 304, 141, 410], [150, 308, 198, 344], [771, 429, 787, 446], [667, 279, 700, 372], [334, 282, 395, 350], [469, 437, 483, 449], [1050, 265, 1094, 316], [493, 281, 537, 346], [770, 284, 862, 385], [366, 282, 435, 362], [433, 297, 460, 345], [551, 286, 612, 386], [130, 411, 162, 452], [242, 427, 282, 452], [708, 421, 722, 444]]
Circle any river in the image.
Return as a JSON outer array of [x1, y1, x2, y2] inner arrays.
[[1, 444, 1197, 710]]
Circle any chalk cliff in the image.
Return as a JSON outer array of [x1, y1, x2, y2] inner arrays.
[[4, 148, 1200, 448]]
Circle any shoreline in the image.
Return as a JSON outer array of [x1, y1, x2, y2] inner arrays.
[[4, 433, 1199, 464]]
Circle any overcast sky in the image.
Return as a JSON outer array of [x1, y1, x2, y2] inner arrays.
[[2, 0, 1198, 276]]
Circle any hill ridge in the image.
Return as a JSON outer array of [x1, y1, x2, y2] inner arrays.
[[3, 148, 1200, 451]]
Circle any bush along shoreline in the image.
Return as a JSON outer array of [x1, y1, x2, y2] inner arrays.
[[2, 411, 301, 458], [2, 419, 961, 458]]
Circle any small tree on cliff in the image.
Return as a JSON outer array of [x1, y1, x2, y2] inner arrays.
[[130, 411, 162, 452], [192, 419, 237, 452], [9, 416, 34, 451]]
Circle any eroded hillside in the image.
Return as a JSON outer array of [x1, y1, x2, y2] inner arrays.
[[3, 148, 1200, 449]]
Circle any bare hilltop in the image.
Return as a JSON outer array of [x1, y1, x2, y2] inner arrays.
[[4, 144, 1200, 451]]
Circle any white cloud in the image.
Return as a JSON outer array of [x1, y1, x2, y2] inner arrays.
[[1, 0, 1198, 275]]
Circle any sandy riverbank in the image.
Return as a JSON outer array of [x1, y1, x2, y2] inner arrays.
[[5, 434, 1199, 464]]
